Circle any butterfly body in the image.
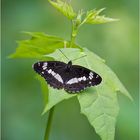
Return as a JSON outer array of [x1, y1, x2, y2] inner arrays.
[[33, 61, 102, 93]]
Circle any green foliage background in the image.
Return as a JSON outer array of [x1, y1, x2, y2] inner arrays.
[[2, 0, 139, 140]]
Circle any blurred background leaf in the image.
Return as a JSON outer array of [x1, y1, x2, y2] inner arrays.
[[83, 8, 119, 25], [2, 0, 139, 140], [48, 0, 77, 19]]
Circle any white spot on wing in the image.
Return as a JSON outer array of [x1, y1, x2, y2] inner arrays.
[[48, 69, 52, 74], [89, 72, 94, 79], [51, 71, 55, 76], [78, 76, 87, 82], [96, 75, 99, 78], [89, 75, 93, 80], [82, 76, 86, 81], [67, 78, 78, 84], [47, 69, 63, 83], [38, 62, 40, 66], [78, 77, 82, 81], [43, 62, 48, 67], [42, 62, 48, 70], [54, 74, 63, 83], [43, 67, 47, 70], [89, 72, 93, 76]]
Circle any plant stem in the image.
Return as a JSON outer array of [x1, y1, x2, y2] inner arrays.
[[44, 107, 55, 140], [70, 20, 78, 47]]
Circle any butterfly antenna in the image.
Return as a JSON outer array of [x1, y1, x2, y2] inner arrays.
[[72, 55, 87, 62], [58, 49, 69, 61]]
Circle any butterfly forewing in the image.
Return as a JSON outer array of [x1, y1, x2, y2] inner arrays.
[[33, 61, 67, 89], [33, 61, 102, 93]]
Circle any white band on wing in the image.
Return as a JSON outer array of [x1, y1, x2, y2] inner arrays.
[[47, 68, 63, 83], [66, 76, 87, 85]]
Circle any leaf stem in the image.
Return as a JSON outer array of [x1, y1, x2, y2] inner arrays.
[[44, 107, 55, 140]]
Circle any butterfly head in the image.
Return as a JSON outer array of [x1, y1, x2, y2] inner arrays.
[[66, 61, 72, 69], [68, 61, 72, 65]]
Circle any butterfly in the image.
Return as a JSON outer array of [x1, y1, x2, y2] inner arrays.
[[33, 60, 102, 93]]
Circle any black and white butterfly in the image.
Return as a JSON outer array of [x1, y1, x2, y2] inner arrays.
[[33, 60, 102, 94]]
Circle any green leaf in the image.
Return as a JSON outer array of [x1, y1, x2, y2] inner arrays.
[[9, 32, 81, 58], [48, 0, 76, 19], [83, 8, 119, 24], [76, 10, 85, 26], [78, 85, 119, 140], [40, 48, 132, 140], [82, 48, 132, 101], [36, 75, 49, 105], [42, 87, 76, 114]]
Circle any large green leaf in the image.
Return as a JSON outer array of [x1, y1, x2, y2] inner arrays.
[[40, 48, 132, 140], [76, 48, 123, 140], [10, 32, 132, 139], [9, 32, 81, 58]]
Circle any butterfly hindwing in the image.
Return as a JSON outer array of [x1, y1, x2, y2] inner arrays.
[[64, 65, 102, 93]]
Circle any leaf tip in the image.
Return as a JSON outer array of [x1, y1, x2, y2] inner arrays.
[[109, 18, 120, 22], [42, 108, 48, 115], [128, 95, 134, 102], [116, 88, 133, 101], [41, 111, 46, 116]]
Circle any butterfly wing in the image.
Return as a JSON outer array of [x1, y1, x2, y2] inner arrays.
[[64, 65, 102, 93], [33, 61, 67, 89]]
